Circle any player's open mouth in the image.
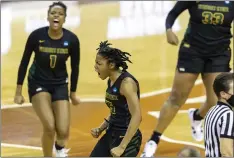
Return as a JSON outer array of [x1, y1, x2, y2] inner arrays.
[[53, 19, 59, 27], [95, 69, 101, 77]]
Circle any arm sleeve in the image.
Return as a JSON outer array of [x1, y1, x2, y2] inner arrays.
[[165, 1, 192, 30], [70, 35, 80, 92], [17, 32, 36, 85], [220, 111, 234, 139]]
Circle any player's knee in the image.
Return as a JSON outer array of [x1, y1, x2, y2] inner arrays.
[[168, 89, 188, 107], [43, 122, 56, 135], [56, 127, 69, 139]]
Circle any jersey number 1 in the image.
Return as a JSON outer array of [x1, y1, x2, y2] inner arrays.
[[50, 55, 57, 68], [202, 11, 224, 25]]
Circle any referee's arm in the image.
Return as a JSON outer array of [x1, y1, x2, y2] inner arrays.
[[220, 111, 234, 157]]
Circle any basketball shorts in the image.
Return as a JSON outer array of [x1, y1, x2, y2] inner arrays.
[[177, 42, 231, 73], [27, 80, 69, 103], [90, 128, 142, 157]]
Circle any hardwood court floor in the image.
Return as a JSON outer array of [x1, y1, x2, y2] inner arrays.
[[1, 1, 233, 157], [2, 83, 206, 157]]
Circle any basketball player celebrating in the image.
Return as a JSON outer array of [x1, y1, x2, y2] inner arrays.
[[90, 41, 142, 157], [14, 2, 80, 157], [141, 1, 233, 157]]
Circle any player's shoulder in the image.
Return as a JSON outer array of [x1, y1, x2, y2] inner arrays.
[[123, 72, 138, 83], [30, 26, 47, 36], [122, 72, 139, 87], [27, 26, 48, 41], [122, 77, 134, 84], [63, 28, 79, 41]]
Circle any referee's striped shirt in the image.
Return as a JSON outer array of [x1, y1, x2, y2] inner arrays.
[[204, 101, 234, 157]]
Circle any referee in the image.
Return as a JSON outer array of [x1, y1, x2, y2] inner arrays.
[[204, 72, 234, 157]]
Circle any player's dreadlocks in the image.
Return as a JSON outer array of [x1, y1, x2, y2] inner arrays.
[[48, 1, 67, 17], [97, 41, 132, 72]]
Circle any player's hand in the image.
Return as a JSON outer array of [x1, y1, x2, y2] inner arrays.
[[166, 29, 179, 46], [70, 92, 80, 106], [14, 95, 25, 105], [91, 127, 103, 138], [110, 146, 125, 157]]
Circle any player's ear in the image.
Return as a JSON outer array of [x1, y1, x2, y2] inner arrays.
[[109, 62, 115, 69]]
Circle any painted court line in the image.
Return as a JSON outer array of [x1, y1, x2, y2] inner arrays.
[[1, 79, 203, 109], [1, 95, 205, 110], [1, 79, 205, 152], [148, 110, 189, 118], [1, 143, 42, 150], [148, 109, 205, 150], [161, 136, 205, 149], [1, 109, 204, 152]]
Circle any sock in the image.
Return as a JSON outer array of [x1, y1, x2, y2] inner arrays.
[[55, 141, 64, 150], [149, 131, 162, 144], [193, 109, 203, 121]]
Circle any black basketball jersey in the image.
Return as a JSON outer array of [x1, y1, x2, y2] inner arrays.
[[166, 1, 234, 55], [17, 26, 80, 91], [105, 71, 140, 130]]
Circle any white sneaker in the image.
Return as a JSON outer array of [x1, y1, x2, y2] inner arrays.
[[55, 148, 70, 157], [140, 140, 157, 157], [53, 144, 70, 157], [188, 108, 203, 142]]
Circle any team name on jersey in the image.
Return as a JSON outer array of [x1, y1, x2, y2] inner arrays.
[[106, 92, 118, 100], [198, 4, 229, 12], [39, 46, 69, 54]]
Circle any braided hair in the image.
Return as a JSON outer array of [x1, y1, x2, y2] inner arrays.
[[96, 41, 132, 72]]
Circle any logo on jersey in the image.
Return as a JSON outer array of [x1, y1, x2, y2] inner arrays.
[[64, 41, 69, 46], [113, 87, 118, 93], [179, 67, 185, 72], [36, 87, 42, 92]]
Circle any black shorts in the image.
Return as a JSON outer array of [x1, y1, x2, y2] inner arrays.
[[90, 129, 142, 157], [28, 80, 69, 103], [177, 43, 232, 73]]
